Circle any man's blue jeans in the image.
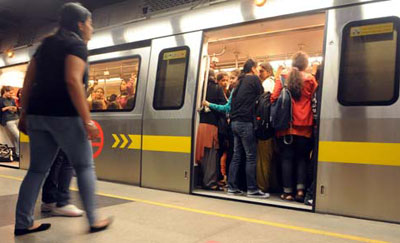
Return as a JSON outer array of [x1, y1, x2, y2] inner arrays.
[[41, 149, 73, 207], [15, 115, 98, 229], [228, 121, 258, 192]]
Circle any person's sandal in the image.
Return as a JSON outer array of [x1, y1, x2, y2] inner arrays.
[[295, 190, 305, 203], [280, 193, 294, 201], [90, 217, 113, 233]]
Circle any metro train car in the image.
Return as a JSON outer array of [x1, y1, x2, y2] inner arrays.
[[0, 0, 399, 223]]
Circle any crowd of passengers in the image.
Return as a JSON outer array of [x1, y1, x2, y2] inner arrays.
[[196, 51, 321, 204], [86, 73, 137, 111]]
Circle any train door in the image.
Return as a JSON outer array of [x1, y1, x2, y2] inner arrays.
[[317, 0, 400, 222], [141, 31, 203, 193], [193, 13, 326, 210], [88, 46, 151, 185]]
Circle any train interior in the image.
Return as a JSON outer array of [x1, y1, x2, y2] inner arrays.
[[193, 12, 326, 210]]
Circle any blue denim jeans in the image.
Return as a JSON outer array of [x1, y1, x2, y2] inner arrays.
[[228, 121, 258, 191], [42, 149, 73, 207], [15, 115, 97, 229]]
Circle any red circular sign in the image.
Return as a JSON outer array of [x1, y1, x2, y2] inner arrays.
[[91, 120, 104, 159]]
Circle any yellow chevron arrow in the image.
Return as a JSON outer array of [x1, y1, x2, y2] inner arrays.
[[128, 135, 141, 149], [120, 134, 129, 149], [112, 134, 120, 148]]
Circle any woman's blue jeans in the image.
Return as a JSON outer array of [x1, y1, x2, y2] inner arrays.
[[15, 115, 98, 229]]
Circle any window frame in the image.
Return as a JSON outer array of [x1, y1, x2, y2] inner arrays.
[[338, 16, 400, 106], [153, 46, 190, 110], [88, 55, 141, 112]]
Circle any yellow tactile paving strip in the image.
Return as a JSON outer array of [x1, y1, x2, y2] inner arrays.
[[0, 174, 388, 243]]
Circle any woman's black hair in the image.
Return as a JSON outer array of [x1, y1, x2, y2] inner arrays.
[[59, 2, 91, 37], [243, 59, 257, 74], [237, 59, 257, 81]]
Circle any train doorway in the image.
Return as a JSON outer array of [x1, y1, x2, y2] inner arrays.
[[0, 64, 27, 169], [193, 12, 326, 210]]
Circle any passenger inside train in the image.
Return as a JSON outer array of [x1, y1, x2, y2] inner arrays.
[[197, 52, 321, 206], [86, 59, 139, 111]]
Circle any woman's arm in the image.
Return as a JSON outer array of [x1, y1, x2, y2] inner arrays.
[[65, 55, 98, 139], [20, 59, 36, 111], [17, 59, 37, 134], [205, 92, 232, 114]]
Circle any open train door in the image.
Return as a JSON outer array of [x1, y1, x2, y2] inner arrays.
[[141, 31, 204, 193], [317, 0, 400, 222]]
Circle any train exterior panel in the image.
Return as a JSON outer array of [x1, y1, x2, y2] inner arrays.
[[317, 0, 400, 222]]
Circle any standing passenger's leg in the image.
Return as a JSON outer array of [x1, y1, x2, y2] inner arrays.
[[53, 118, 97, 226], [15, 130, 59, 229], [6, 120, 20, 156], [279, 138, 295, 198], [240, 122, 258, 192], [227, 121, 244, 193], [41, 149, 62, 210]]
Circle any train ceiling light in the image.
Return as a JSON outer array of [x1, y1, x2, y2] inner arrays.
[[254, 0, 267, 7]]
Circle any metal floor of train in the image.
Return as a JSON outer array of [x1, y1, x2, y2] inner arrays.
[[0, 166, 399, 243]]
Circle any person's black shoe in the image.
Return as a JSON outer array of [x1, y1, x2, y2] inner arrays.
[[89, 217, 113, 233], [14, 223, 51, 236]]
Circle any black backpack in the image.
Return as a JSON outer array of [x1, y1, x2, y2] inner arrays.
[[254, 92, 274, 140], [270, 78, 292, 131]]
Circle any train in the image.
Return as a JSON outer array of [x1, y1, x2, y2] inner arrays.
[[0, 0, 399, 223]]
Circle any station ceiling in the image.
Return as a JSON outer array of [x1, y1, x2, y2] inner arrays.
[[0, 0, 126, 48]]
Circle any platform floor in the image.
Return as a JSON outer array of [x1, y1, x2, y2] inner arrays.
[[0, 166, 399, 243]]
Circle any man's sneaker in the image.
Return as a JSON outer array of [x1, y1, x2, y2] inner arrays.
[[227, 189, 244, 196], [52, 204, 84, 217], [41, 203, 56, 213], [247, 190, 270, 199]]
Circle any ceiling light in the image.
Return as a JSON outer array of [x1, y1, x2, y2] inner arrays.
[[6, 50, 14, 58], [254, 0, 267, 7]]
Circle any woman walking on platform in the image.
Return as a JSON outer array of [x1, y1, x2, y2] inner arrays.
[[15, 2, 112, 236]]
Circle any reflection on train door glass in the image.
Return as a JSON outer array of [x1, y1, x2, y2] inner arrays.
[[338, 17, 400, 106], [87, 56, 140, 112], [153, 46, 190, 110]]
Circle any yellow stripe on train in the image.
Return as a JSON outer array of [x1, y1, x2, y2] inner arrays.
[[319, 141, 400, 166], [142, 135, 191, 154], [20, 132, 29, 143]]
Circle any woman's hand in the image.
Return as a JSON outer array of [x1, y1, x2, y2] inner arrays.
[[84, 120, 99, 140], [202, 100, 210, 107]]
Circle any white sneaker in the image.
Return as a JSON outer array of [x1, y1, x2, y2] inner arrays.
[[41, 202, 56, 212], [247, 190, 270, 199], [52, 204, 84, 217]]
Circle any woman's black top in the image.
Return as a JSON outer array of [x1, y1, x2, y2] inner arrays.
[[200, 80, 226, 126], [230, 75, 263, 123], [27, 30, 88, 116]]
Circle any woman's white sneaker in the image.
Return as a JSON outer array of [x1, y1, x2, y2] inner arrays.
[[52, 204, 84, 217]]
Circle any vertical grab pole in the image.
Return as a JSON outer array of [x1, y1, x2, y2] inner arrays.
[[199, 54, 211, 110]]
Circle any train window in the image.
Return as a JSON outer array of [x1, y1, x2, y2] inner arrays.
[[153, 46, 190, 110], [87, 56, 140, 112], [338, 17, 400, 106]]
